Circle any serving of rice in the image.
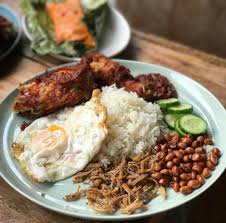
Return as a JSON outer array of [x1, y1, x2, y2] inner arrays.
[[98, 85, 163, 165]]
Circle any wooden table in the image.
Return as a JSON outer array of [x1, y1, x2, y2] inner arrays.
[[1, 1, 226, 223]]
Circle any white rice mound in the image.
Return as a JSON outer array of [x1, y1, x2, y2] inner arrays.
[[98, 85, 163, 165]]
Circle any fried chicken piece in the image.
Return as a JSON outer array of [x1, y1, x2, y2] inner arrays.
[[13, 61, 96, 118], [14, 53, 177, 118], [82, 53, 177, 102], [124, 73, 177, 102], [81, 53, 133, 87]]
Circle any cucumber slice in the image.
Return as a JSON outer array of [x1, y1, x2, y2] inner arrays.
[[174, 119, 187, 136], [179, 114, 207, 135], [164, 114, 183, 129], [156, 98, 179, 109], [167, 104, 193, 114]]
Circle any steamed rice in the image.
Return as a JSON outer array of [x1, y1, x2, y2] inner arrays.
[[98, 85, 163, 165]]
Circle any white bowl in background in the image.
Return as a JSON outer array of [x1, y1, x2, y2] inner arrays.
[[22, 7, 131, 61]]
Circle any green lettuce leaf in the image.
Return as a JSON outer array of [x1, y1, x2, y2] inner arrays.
[[82, 0, 108, 45], [21, 0, 108, 56]]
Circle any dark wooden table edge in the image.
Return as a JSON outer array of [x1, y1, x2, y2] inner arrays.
[[132, 30, 226, 68]]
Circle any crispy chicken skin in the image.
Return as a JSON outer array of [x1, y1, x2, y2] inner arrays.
[[13, 53, 177, 118], [81, 53, 133, 87], [13, 61, 96, 118], [124, 74, 177, 102], [82, 53, 177, 102]]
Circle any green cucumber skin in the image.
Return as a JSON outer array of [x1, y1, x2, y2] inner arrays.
[[174, 119, 187, 137], [164, 119, 175, 130], [167, 104, 193, 114], [179, 114, 207, 135], [164, 114, 183, 129], [157, 98, 180, 109]]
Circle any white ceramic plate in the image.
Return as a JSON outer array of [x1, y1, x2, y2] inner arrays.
[[0, 60, 226, 221], [22, 7, 131, 61]]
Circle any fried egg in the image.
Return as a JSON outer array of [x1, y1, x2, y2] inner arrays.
[[12, 89, 107, 182]]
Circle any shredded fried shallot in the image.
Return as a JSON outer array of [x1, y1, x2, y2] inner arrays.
[[64, 151, 160, 215], [64, 185, 86, 202]]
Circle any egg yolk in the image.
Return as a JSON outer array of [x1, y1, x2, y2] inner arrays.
[[31, 125, 67, 158]]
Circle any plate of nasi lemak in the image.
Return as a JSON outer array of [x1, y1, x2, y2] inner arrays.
[[0, 53, 225, 220], [21, 0, 131, 61]]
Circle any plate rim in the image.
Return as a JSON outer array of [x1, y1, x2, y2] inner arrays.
[[21, 7, 131, 60], [0, 60, 226, 221]]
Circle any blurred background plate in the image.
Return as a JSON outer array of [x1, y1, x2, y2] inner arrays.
[[22, 7, 131, 61], [0, 4, 22, 61]]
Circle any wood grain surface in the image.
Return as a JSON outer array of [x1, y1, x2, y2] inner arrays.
[[115, 0, 226, 58], [1, 1, 226, 223]]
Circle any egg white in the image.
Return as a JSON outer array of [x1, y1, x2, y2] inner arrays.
[[13, 90, 108, 182]]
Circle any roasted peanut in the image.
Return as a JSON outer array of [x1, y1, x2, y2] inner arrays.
[[191, 171, 197, 180], [151, 172, 163, 180], [170, 143, 177, 150], [173, 158, 180, 165], [166, 161, 174, 169], [194, 161, 205, 168], [192, 153, 202, 162], [160, 169, 171, 175], [192, 164, 203, 174], [196, 136, 204, 143], [196, 175, 205, 184], [180, 173, 191, 181], [212, 148, 221, 157], [174, 150, 183, 159], [156, 151, 166, 161], [179, 181, 188, 187], [192, 141, 201, 148], [200, 154, 207, 161], [180, 186, 192, 194], [195, 147, 206, 154], [181, 137, 192, 146], [172, 182, 180, 192], [206, 160, 215, 171], [159, 160, 166, 167], [172, 166, 180, 176], [186, 163, 192, 168], [159, 178, 169, 187], [187, 173, 193, 179], [178, 142, 187, 149], [165, 153, 175, 162], [183, 155, 190, 163], [204, 138, 213, 145], [173, 176, 179, 182], [187, 180, 201, 189], [209, 152, 218, 165], [154, 135, 218, 195], [202, 168, 211, 178], [171, 134, 180, 143], [180, 163, 192, 173], [179, 149, 185, 155], [185, 147, 194, 154], [161, 144, 169, 151]]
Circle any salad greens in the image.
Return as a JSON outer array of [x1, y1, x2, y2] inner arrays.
[[21, 0, 108, 56]]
